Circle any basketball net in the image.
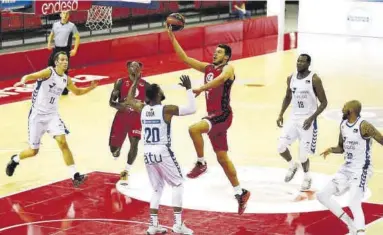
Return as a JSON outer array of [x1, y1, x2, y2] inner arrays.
[[85, 5, 113, 31]]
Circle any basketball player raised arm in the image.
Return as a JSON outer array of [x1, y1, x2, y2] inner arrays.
[[302, 74, 328, 130], [15, 68, 97, 95], [167, 25, 209, 73], [123, 75, 196, 117]]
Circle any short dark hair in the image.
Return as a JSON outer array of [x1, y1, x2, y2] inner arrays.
[[53, 51, 67, 63], [300, 54, 311, 63], [146, 84, 160, 101], [218, 44, 232, 61], [126, 61, 143, 69]]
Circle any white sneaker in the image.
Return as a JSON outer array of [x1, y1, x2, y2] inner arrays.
[[172, 222, 193, 234], [285, 162, 299, 182], [146, 225, 167, 234], [301, 176, 312, 191]]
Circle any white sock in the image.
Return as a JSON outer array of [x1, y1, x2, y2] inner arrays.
[[150, 213, 158, 227], [174, 211, 182, 226], [13, 154, 20, 163], [288, 160, 295, 168], [234, 185, 242, 196], [125, 164, 132, 172], [304, 172, 311, 179], [68, 165, 77, 179], [197, 157, 205, 164]]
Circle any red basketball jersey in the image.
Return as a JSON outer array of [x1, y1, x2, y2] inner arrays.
[[119, 77, 146, 112], [204, 64, 234, 114]]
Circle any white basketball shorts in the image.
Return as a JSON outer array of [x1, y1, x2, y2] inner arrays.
[[144, 148, 184, 190], [28, 109, 69, 149], [279, 117, 318, 154]]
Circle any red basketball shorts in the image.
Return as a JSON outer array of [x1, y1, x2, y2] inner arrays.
[[202, 111, 233, 152], [109, 111, 141, 148]]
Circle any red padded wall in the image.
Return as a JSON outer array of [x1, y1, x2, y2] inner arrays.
[[110, 34, 159, 61], [204, 21, 243, 46]]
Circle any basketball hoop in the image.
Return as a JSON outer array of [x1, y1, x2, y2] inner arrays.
[[85, 5, 113, 31]]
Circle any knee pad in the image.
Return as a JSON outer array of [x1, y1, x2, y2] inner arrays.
[[150, 185, 164, 210], [172, 183, 184, 208], [277, 139, 288, 154], [110, 147, 121, 158]]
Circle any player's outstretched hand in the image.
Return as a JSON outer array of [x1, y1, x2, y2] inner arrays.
[[166, 24, 174, 41], [179, 75, 191, 90], [320, 148, 332, 159]]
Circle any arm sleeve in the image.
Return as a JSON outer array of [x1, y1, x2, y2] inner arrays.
[[178, 89, 196, 116]]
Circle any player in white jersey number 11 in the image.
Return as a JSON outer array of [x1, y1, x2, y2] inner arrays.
[[318, 100, 383, 235], [6, 51, 98, 187], [123, 71, 195, 235]]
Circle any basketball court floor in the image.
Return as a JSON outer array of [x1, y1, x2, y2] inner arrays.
[[0, 33, 383, 234]]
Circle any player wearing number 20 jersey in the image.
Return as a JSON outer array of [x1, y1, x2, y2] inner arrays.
[[277, 54, 328, 191]]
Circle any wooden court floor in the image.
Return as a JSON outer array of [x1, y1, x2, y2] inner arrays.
[[1, 43, 383, 233]]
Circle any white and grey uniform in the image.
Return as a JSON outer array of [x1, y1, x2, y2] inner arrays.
[[28, 67, 69, 149], [279, 71, 318, 154], [141, 104, 183, 189], [331, 117, 372, 196]]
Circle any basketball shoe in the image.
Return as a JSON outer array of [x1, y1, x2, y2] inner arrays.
[[285, 161, 299, 182], [72, 173, 87, 187], [235, 189, 251, 215], [172, 222, 193, 234], [119, 170, 129, 185], [186, 162, 207, 178], [6, 155, 19, 177], [146, 225, 167, 234]]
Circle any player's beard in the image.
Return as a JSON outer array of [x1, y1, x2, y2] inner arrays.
[[161, 94, 166, 101]]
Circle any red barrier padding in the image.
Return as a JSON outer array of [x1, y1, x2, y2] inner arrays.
[[0, 53, 33, 78], [242, 36, 278, 58], [111, 33, 159, 61], [204, 21, 243, 46], [243, 16, 278, 40], [158, 27, 204, 54], [24, 49, 51, 72], [0, 16, 279, 81], [70, 40, 112, 68]]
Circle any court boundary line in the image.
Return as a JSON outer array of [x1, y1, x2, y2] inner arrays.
[[0, 218, 172, 233]]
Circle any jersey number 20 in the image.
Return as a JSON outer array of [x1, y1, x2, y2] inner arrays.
[[145, 127, 160, 143]]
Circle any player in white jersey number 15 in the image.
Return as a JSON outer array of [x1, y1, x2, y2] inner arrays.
[[123, 71, 195, 235], [276, 54, 328, 191], [318, 100, 383, 235], [6, 51, 98, 187]]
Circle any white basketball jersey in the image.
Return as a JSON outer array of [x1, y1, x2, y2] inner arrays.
[[340, 117, 372, 171], [289, 72, 318, 119], [141, 104, 172, 163], [31, 67, 68, 114]]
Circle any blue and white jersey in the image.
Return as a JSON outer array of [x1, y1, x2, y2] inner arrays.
[[31, 67, 68, 115], [340, 117, 372, 172], [141, 104, 172, 164]]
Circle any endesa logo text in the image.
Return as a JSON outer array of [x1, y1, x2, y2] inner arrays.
[[34, 0, 92, 16]]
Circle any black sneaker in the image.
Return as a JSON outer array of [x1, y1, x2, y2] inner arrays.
[[6, 155, 19, 177], [72, 173, 87, 187]]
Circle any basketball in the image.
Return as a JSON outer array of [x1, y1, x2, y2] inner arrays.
[[166, 13, 185, 32]]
